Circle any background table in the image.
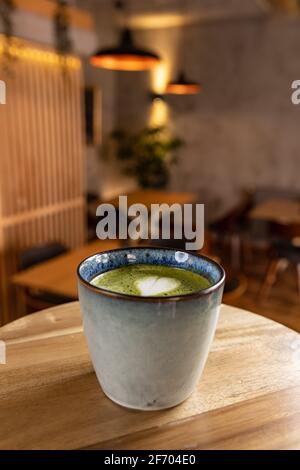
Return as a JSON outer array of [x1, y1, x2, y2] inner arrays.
[[249, 198, 300, 225], [12, 239, 122, 300], [1, 302, 300, 450]]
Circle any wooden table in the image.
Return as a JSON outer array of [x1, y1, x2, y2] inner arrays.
[[1, 302, 300, 450], [249, 198, 300, 225], [12, 239, 122, 300]]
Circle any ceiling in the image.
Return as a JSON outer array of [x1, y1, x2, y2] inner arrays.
[[76, 0, 271, 30]]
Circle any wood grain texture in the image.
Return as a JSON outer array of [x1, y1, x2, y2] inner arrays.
[[0, 302, 300, 450], [95, 386, 300, 450], [0, 42, 85, 324], [12, 240, 122, 299]]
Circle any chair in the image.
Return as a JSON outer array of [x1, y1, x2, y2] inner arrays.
[[19, 242, 72, 313], [20, 242, 67, 270], [209, 191, 254, 270], [260, 222, 300, 302], [223, 272, 248, 304], [86, 191, 100, 241]]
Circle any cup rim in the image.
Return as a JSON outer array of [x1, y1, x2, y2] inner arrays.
[[77, 246, 226, 303]]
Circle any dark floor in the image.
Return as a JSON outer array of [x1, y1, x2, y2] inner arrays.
[[225, 251, 300, 333]]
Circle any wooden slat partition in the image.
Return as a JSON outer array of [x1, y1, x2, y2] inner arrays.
[[0, 39, 86, 325]]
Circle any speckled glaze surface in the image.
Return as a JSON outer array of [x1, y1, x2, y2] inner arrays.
[[77, 247, 225, 410]]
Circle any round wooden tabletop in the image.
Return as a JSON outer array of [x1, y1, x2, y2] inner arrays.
[[0, 302, 300, 450]]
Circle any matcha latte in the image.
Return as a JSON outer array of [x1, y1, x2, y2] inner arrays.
[[91, 264, 211, 297], [78, 247, 225, 410]]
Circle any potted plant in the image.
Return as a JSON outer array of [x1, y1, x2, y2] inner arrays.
[[106, 126, 184, 189]]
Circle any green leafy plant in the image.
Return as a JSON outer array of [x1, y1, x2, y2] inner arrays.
[[107, 126, 184, 189]]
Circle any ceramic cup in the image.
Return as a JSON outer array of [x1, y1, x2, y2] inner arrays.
[[77, 247, 225, 411]]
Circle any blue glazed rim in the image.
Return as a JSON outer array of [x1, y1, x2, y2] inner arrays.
[[77, 246, 226, 303]]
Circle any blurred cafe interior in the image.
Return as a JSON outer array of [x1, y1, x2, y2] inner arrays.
[[0, 0, 300, 330]]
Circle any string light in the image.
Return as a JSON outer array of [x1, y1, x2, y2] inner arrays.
[[0, 36, 81, 69]]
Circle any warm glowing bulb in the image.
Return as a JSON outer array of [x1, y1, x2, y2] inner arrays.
[[45, 52, 53, 63], [129, 13, 185, 30], [0, 36, 81, 70], [151, 63, 169, 95], [149, 99, 169, 127]]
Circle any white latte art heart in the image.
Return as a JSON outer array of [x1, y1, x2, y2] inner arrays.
[[136, 276, 180, 297]]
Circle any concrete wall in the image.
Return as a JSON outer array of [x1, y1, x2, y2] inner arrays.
[[115, 16, 300, 216]]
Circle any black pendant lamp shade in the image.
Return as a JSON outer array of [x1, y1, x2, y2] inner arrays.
[[166, 71, 201, 95], [90, 27, 161, 71]]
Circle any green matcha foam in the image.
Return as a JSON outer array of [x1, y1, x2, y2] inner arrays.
[[91, 264, 211, 297]]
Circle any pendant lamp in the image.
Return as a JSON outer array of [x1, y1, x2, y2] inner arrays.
[[90, 2, 161, 71], [166, 71, 201, 95], [166, 1, 201, 95]]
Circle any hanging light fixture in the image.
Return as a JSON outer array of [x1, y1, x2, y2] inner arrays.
[[90, 1, 161, 71], [166, 1, 201, 95], [166, 71, 201, 95]]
